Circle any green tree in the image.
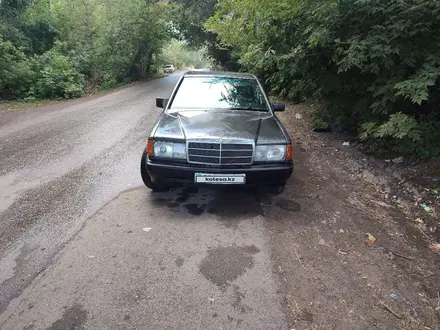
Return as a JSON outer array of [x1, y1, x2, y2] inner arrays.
[[0, 0, 172, 100], [171, 0, 239, 70], [207, 0, 440, 158], [158, 39, 212, 69]]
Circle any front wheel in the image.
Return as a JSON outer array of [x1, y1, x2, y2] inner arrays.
[[140, 149, 167, 192], [274, 185, 285, 194]]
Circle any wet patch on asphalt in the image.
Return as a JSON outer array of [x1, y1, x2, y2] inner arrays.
[[232, 284, 249, 313], [206, 190, 263, 220], [166, 202, 179, 208], [199, 245, 260, 289], [150, 186, 303, 228], [185, 203, 205, 216], [152, 197, 171, 207], [275, 198, 301, 212], [46, 304, 88, 330], [175, 257, 185, 268], [175, 187, 198, 203]]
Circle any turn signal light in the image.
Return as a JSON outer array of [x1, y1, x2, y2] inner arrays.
[[286, 144, 293, 161], [147, 139, 154, 157]]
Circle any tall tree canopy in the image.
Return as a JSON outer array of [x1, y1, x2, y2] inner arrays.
[[207, 0, 440, 158], [171, 0, 238, 70], [1, 0, 172, 99]]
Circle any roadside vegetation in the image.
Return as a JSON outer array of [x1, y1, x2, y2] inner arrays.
[[159, 39, 212, 70], [1, 0, 440, 158], [204, 0, 440, 159], [0, 0, 211, 104]]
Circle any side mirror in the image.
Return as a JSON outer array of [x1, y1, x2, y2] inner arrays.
[[272, 103, 285, 112], [156, 97, 168, 109]]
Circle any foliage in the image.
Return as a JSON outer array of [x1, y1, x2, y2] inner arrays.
[[0, 0, 173, 100], [0, 35, 33, 98], [157, 39, 212, 70], [207, 0, 440, 158], [171, 0, 239, 70], [31, 43, 85, 99]]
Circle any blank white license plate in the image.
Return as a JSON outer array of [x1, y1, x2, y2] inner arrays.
[[194, 173, 246, 184]]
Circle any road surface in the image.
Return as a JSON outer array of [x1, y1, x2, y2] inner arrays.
[[1, 73, 439, 330], [0, 73, 286, 329]]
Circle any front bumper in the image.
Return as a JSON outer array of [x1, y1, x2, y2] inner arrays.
[[146, 160, 293, 186]]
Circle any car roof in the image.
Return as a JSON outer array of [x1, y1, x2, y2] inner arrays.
[[183, 70, 257, 80]]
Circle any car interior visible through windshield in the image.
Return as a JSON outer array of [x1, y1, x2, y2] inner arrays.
[[168, 76, 268, 111]]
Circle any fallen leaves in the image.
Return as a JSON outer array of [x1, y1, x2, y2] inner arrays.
[[420, 203, 432, 213], [364, 233, 377, 245], [429, 242, 440, 254], [337, 249, 348, 255]]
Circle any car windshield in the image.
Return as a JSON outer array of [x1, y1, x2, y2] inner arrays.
[[165, 65, 172, 68], [168, 76, 268, 111]]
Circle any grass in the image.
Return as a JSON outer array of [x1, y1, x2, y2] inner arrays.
[[0, 99, 60, 113], [0, 73, 166, 113]]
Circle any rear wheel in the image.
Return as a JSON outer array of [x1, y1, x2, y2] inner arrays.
[[140, 149, 167, 192]]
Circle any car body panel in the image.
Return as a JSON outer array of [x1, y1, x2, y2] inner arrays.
[[153, 110, 287, 143], [146, 160, 292, 186]]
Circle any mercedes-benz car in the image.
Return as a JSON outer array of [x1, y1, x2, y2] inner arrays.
[[140, 71, 293, 192]]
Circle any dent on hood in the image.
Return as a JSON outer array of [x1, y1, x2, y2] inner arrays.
[[258, 118, 286, 144], [153, 114, 184, 140], [153, 110, 287, 143], [178, 111, 261, 140]]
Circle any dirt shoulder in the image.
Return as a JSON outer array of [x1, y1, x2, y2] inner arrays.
[[269, 104, 440, 329], [0, 73, 166, 116]]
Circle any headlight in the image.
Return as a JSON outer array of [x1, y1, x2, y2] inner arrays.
[[153, 141, 186, 159], [254, 145, 286, 162]]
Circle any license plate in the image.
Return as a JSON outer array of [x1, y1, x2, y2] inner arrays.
[[194, 173, 246, 184]]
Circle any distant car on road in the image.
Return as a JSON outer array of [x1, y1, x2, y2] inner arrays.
[[163, 64, 175, 74], [140, 71, 293, 192]]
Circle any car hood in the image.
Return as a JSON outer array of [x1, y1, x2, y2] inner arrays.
[[153, 110, 287, 143]]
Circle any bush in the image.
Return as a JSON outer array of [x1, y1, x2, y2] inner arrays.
[[0, 35, 33, 99], [1, 36, 85, 100], [207, 0, 440, 158], [32, 45, 85, 99]]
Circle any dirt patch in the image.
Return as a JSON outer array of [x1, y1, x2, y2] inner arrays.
[[267, 105, 440, 329]]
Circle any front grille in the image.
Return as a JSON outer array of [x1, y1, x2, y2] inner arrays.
[[188, 155, 220, 164], [187, 141, 253, 165]]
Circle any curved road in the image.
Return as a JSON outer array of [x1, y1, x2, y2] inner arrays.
[[0, 73, 287, 329]]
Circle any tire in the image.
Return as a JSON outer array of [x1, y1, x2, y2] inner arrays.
[[274, 185, 285, 195], [140, 149, 167, 192]]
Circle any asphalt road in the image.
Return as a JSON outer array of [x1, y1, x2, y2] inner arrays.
[[2, 73, 440, 330], [0, 73, 287, 329]]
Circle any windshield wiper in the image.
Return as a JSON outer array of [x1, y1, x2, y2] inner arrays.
[[227, 107, 267, 111]]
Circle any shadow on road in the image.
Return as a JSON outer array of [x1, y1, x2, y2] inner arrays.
[[146, 185, 302, 227]]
